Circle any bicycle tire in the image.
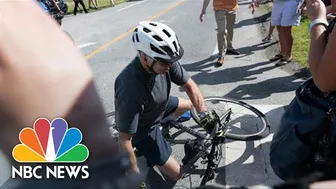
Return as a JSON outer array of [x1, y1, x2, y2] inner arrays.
[[190, 96, 270, 141]]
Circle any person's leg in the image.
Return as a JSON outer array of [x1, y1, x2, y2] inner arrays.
[[282, 26, 293, 60], [280, 0, 301, 62], [89, 0, 96, 9], [78, 0, 88, 13], [269, 25, 275, 36], [270, 2, 286, 61], [214, 10, 227, 65], [162, 96, 192, 121], [226, 10, 240, 54], [111, 0, 115, 6], [173, 98, 192, 119], [88, 0, 92, 8], [263, 24, 275, 42], [278, 26, 287, 55], [73, 0, 79, 15], [157, 155, 183, 181], [134, 126, 182, 181]]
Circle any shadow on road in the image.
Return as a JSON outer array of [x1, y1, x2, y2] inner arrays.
[[235, 41, 278, 57], [183, 60, 276, 86], [235, 12, 272, 29], [224, 75, 304, 100]]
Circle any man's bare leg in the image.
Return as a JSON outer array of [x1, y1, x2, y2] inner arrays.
[[173, 98, 192, 119], [157, 155, 183, 181], [282, 26, 293, 61], [277, 26, 287, 56]]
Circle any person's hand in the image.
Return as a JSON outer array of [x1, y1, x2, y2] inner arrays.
[[128, 166, 140, 175], [249, 0, 260, 14], [199, 112, 216, 135], [249, 0, 257, 14], [200, 11, 206, 22], [249, 2, 256, 14], [306, 0, 327, 21]]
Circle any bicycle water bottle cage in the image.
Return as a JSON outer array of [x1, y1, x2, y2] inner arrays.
[[182, 139, 200, 165]]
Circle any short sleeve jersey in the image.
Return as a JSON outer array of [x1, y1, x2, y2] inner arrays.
[[114, 56, 190, 143]]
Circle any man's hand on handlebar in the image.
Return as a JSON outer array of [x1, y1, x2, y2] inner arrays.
[[199, 112, 216, 135]]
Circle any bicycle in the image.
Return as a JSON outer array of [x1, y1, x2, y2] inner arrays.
[[106, 96, 270, 186]]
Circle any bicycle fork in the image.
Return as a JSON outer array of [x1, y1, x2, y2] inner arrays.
[[200, 138, 220, 185]]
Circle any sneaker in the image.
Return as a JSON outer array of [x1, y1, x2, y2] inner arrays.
[[177, 110, 191, 122]]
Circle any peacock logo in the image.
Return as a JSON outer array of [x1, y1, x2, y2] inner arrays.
[[12, 118, 89, 163]]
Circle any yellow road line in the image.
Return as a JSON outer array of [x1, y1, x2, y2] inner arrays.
[[85, 0, 185, 60]]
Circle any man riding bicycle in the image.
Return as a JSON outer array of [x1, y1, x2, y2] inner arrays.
[[114, 21, 217, 181]]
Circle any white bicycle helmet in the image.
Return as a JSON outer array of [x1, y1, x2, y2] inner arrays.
[[132, 21, 184, 63]]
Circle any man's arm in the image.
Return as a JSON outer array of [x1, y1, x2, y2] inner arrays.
[[200, 0, 211, 22], [182, 79, 208, 113], [115, 83, 144, 173], [118, 133, 139, 174], [306, 0, 336, 92]]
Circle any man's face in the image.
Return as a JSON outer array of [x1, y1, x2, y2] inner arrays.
[[142, 53, 172, 74], [151, 60, 172, 74]]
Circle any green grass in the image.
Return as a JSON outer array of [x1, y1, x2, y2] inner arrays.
[[65, 0, 127, 15], [292, 16, 310, 68]]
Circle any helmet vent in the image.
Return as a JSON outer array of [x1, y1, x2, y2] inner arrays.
[[143, 27, 151, 33], [134, 28, 138, 32], [149, 23, 157, 26], [136, 33, 139, 42], [162, 29, 171, 37], [150, 44, 165, 55], [161, 45, 174, 56], [153, 35, 163, 41], [172, 41, 178, 52], [132, 34, 135, 42]]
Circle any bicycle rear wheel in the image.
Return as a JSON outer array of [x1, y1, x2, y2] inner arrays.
[[190, 97, 270, 141]]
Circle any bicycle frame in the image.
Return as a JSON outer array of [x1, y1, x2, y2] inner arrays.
[[167, 108, 231, 140], [165, 109, 230, 186]]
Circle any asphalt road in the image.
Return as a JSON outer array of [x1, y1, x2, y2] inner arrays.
[[1, 0, 307, 188]]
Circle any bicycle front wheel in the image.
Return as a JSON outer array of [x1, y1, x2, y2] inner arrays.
[[190, 97, 270, 141]]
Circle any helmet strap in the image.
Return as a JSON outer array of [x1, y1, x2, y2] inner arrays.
[[147, 60, 158, 74]]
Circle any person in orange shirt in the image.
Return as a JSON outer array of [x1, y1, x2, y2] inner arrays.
[[200, 0, 241, 66]]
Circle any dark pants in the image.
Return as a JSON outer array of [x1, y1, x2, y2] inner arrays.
[[73, 0, 88, 15], [133, 96, 179, 167]]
